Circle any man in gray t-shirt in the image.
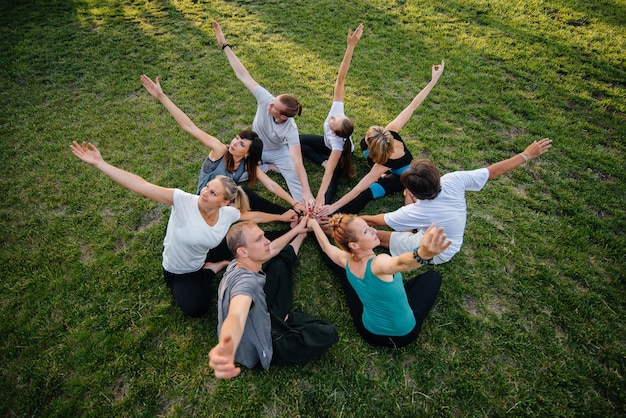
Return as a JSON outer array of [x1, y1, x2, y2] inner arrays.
[[209, 218, 337, 378]]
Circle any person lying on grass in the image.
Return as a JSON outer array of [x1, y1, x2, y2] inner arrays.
[[208, 218, 337, 379], [361, 137, 552, 264], [70, 141, 296, 318], [309, 215, 450, 348]]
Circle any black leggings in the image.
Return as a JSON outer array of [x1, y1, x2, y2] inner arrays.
[[300, 134, 344, 204], [318, 245, 441, 348], [335, 173, 405, 215], [243, 186, 288, 214], [163, 267, 216, 318], [166, 229, 291, 318]]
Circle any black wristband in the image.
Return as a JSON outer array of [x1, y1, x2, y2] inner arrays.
[[221, 42, 230, 50]]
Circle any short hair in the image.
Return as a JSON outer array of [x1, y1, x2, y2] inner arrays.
[[364, 126, 394, 164], [226, 221, 257, 255], [400, 159, 442, 200], [328, 213, 359, 253], [278, 94, 303, 117]]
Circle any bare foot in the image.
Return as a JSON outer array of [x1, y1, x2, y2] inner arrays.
[[203, 260, 230, 273]]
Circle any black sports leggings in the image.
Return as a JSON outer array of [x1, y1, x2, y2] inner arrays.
[[300, 134, 344, 204], [336, 173, 405, 215], [165, 229, 290, 317]]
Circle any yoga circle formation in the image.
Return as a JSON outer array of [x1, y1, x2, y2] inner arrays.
[[71, 22, 553, 380]]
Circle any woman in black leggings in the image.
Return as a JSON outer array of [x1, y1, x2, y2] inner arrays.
[[308, 214, 450, 348]]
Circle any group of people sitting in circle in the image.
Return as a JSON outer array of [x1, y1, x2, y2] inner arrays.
[[70, 22, 552, 379]]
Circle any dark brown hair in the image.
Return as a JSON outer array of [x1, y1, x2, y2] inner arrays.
[[224, 130, 263, 187], [400, 159, 442, 200], [278, 94, 303, 117]]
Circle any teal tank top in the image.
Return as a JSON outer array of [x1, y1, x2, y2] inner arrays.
[[345, 258, 416, 336]]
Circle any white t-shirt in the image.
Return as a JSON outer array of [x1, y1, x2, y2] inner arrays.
[[384, 168, 489, 261], [162, 189, 240, 274], [253, 86, 300, 150], [323, 101, 354, 152]]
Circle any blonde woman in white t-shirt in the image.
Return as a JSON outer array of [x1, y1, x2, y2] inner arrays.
[[70, 141, 296, 317]]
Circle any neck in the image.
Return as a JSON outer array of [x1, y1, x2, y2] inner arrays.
[[352, 249, 375, 262], [198, 203, 220, 225], [234, 258, 263, 273]]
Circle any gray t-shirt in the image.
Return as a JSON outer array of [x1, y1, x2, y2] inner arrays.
[[216, 260, 273, 369], [252, 86, 299, 150]]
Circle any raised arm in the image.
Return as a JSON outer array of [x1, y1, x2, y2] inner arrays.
[[140, 75, 227, 160], [323, 163, 389, 215], [385, 60, 444, 133], [213, 21, 260, 93], [308, 217, 350, 267], [208, 294, 252, 379], [333, 23, 363, 102], [487, 138, 552, 180], [371, 224, 451, 276], [70, 141, 174, 206]]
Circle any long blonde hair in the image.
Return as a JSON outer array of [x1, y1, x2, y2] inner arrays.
[[215, 175, 250, 212], [365, 126, 394, 164]]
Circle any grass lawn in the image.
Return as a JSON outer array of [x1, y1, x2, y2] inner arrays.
[[1, 0, 624, 416]]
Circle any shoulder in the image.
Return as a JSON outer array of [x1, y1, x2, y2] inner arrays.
[[254, 85, 273, 102], [389, 131, 403, 141], [329, 101, 345, 114], [173, 188, 196, 206], [445, 167, 489, 183], [223, 266, 260, 296], [219, 205, 241, 222]]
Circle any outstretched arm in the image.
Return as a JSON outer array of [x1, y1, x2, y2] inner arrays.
[[385, 60, 444, 133], [371, 224, 451, 276], [308, 217, 350, 268], [315, 150, 342, 207], [323, 163, 389, 215], [70, 141, 174, 206], [255, 168, 304, 212], [333, 23, 363, 102], [208, 294, 252, 379], [213, 21, 260, 93], [289, 145, 315, 208], [239, 209, 298, 225], [267, 216, 309, 258], [140, 75, 227, 160], [487, 138, 552, 180], [361, 213, 387, 227]]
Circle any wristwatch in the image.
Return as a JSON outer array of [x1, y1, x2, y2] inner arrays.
[[412, 247, 433, 265]]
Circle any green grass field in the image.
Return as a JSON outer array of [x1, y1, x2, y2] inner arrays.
[[1, 0, 624, 416]]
